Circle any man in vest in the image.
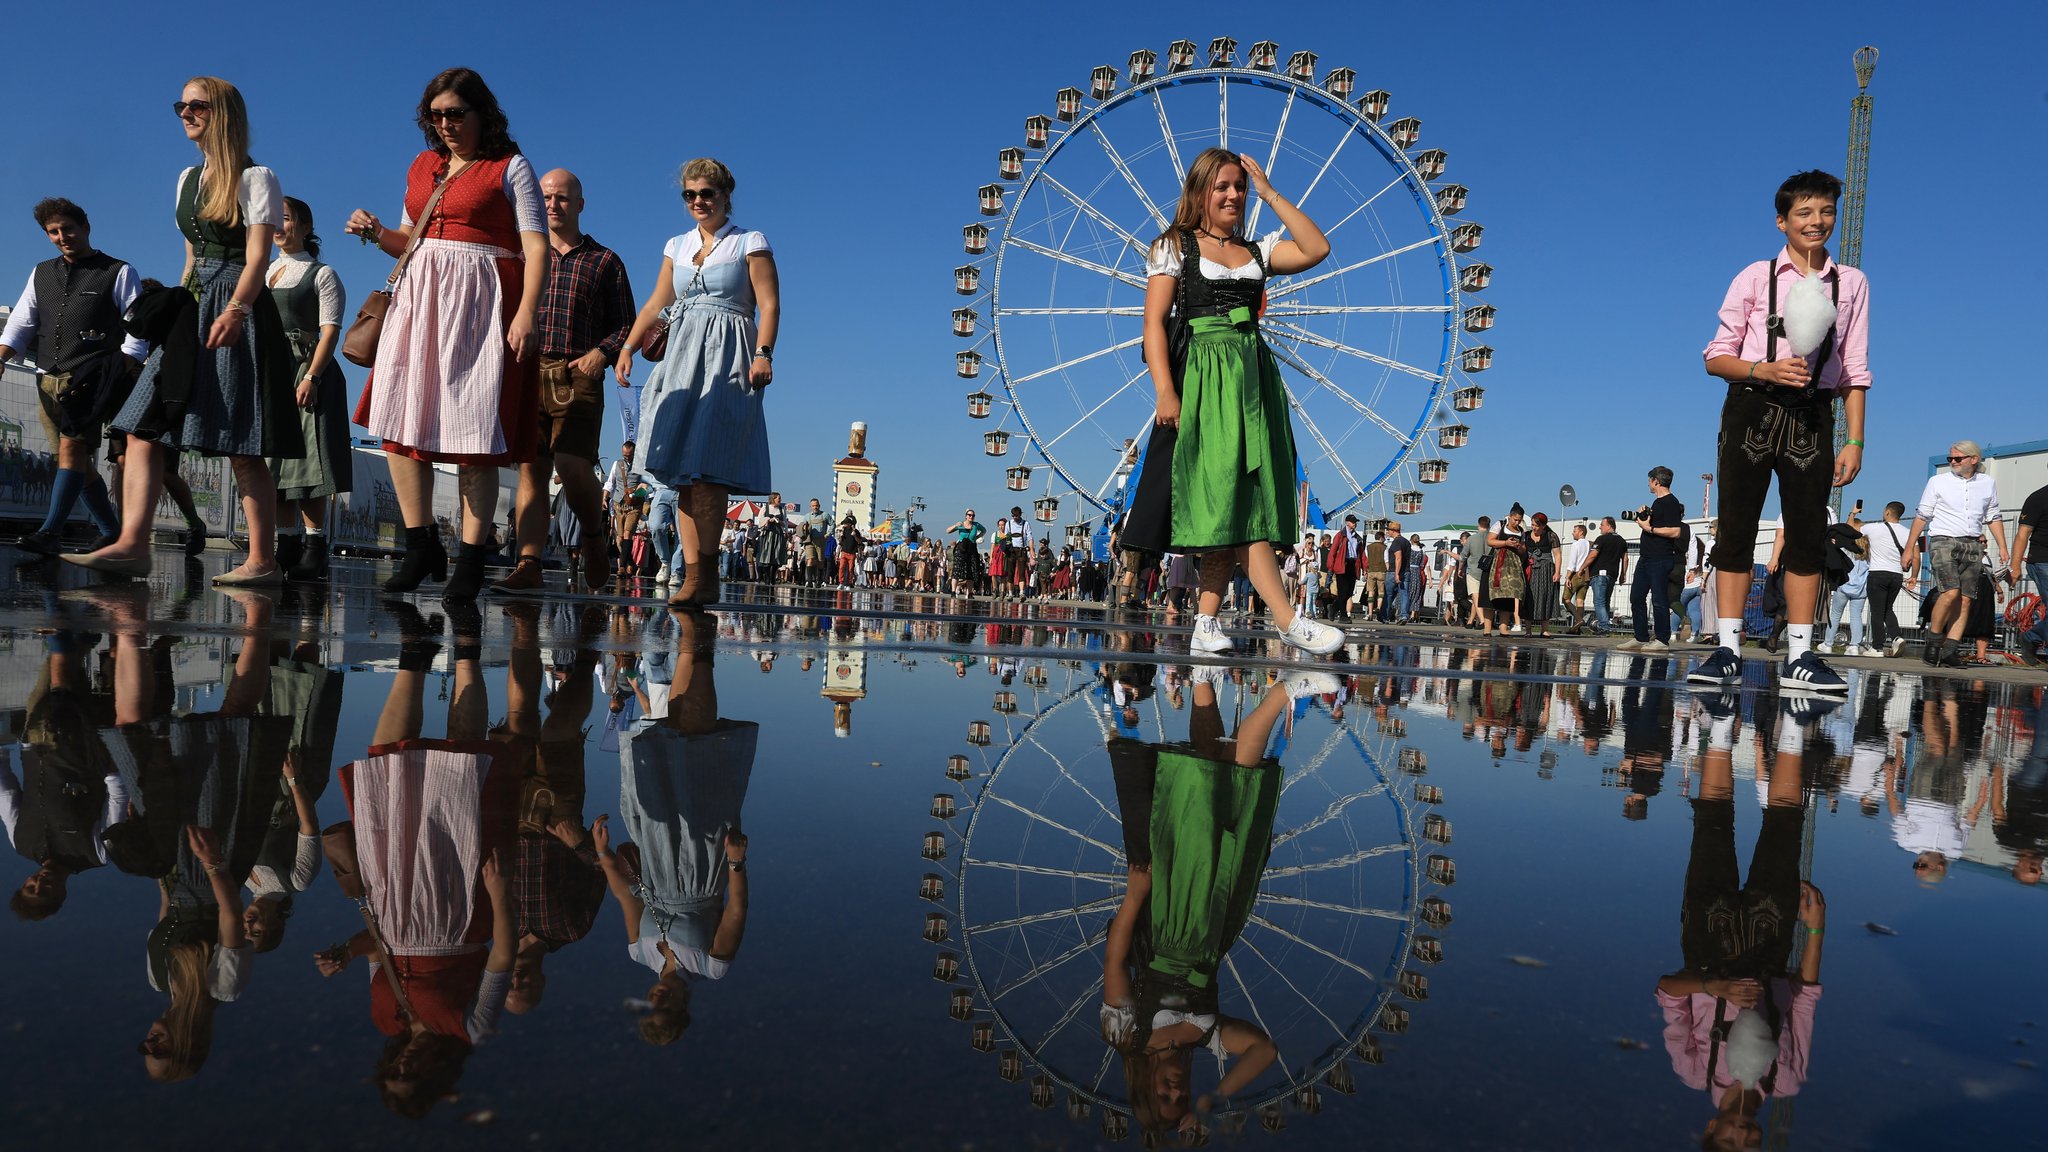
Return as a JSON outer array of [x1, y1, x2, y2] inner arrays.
[[0, 198, 144, 555]]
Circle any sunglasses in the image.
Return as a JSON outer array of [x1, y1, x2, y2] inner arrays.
[[171, 100, 213, 117], [681, 188, 722, 202], [426, 107, 472, 125], [1946, 455, 1976, 463]]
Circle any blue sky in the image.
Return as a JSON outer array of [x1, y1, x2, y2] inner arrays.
[[3, 0, 2043, 533]]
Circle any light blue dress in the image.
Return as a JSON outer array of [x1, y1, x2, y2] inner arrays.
[[638, 225, 772, 495]]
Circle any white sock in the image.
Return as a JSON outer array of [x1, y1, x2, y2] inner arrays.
[[1710, 713, 1737, 750], [1717, 618, 1742, 652], [1786, 624, 1813, 662], [1778, 714, 1809, 753]]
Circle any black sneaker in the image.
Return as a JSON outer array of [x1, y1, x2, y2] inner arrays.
[[15, 529, 60, 556], [1780, 651, 1849, 695], [2017, 646, 2048, 670], [1688, 646, 1742, 686], [1921, 641, 1940, 667], [1934, 645, 1971, 670]]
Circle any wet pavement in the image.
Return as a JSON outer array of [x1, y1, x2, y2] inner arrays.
[[0, 550, 2042, 1151]]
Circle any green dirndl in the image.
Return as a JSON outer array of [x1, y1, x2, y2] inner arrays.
[[1146, 750, 1281, 987], [1170, 306, 1299, 550]]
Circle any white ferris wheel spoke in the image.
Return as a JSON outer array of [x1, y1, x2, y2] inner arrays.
[[983, 792, 1127, 856], [1263, 304, 1452, 317], [1255, 892, 1414, 921], [1263, 842, 1411, 877], [1006, 235, 1149, 290], [1024, 734, 1127, 823], [1242, 86, 1295, 239], [1320, 170, 1414, 242], [1036, 369, 1146, 456], [1292, 117, 1357, 212], [1006, 334, 1145, 388], [1266, 341, 1414, 448], [1150, 87, 1186, 185], [963, 859, 1125, 885], [1244, 911, 1385, 984], [1091, 412, 1156, 505], [1035, 171, 1149, 255], [1270, 374, 1371, 500], [966, 892, 1123, 936], [1086, 120, 1169, 234], [1267, 233, 1444, 301], [991, 931, 1111, 1001], [1217, 74, 1229, 150], [1032, 972, 1110, 1052], [1269, 787, 1394, 847], [997, 307, 1143, 316], [1224, 946, 1343, 1065], [1266, 318, 1444, 385]]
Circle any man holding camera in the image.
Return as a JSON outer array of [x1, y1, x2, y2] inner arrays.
[[1620, 468, 1686, 651]]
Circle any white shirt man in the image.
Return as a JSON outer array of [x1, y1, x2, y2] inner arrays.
[[1904, 442, 2010, 667]]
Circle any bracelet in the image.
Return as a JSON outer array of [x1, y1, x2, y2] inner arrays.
[[1743, 361, 1756, 382], [726, 858, 746, 873], [203, 861, 225, 875], [1805, 926, 1823, 935], [224, 299, 249, 316], [1845, 438, 1864, 448], [753, 346, 773, 361]]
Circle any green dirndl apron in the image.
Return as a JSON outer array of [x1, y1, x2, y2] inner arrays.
[[1146, 750, 1282, 987], [1169, 306, 1299, 550]]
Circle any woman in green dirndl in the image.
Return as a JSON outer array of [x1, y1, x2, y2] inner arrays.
[[265, 197, 352, 580], [1139, 148, 1342, 658]]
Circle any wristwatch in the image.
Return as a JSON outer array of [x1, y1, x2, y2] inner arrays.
[[726, 858, 746, 873], [753, 346, 773, 361]]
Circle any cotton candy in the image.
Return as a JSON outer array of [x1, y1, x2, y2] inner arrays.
[[1781, 274, 1835, 357]]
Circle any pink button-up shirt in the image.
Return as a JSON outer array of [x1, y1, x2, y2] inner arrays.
[[1657, 979, 1821, 1098], [1702, 248, 1870, 391]]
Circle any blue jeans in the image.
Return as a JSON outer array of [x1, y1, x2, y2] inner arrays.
[[646, 488, 685, 576], [1630, 556, 1675, 642], [1386, 571, 1407, 619], [1678, 583, 1704, 636], [1828, 588, 1867, 648], [2026, 562, 2048, 650], [1591, 572, 1615, 630]]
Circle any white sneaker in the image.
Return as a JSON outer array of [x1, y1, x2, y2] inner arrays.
[[1616, 638, 1645, 652], [1886, 638, 1906, 658], [1191, 614, 1232, 655], [655, 565, 670, 584], [1190, 664, 1229, 690], [1508, 624, 1524, 634], [1853, 645, 1882, 658], [1280, 670, 1342, 702], [1279, 613, 1344, 655]]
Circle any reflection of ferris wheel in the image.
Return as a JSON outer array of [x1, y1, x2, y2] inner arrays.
[[953, 37, 1494, 533], [918, 665, 1457, 1136]]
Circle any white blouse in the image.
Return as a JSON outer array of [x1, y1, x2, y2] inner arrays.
[[663, 222, 773, 268], [1145, 232, 1282, 281], [266, 251, 346, 327], [146, 940, 254, 1002], [175, 165, 283, 232]]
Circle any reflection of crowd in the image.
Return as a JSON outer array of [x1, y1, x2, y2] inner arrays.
[[0, 444, 58, 508]]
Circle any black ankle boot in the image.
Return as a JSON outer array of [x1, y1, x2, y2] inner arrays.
[[385, 601, 444, 671], [275, 534, 304, 574], [382, 526, 448, 593], [289, 535, 329, 581], [442, 542, 489, 601]]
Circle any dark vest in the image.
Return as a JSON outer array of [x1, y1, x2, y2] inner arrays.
[[30, 251, 128, 375], [10, 756, 109, 874]]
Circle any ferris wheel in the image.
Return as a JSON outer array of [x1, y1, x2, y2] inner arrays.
[[953, 36, 1493, 539], [917, 662, 1457, 1136]]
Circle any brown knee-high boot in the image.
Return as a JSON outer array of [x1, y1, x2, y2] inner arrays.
[[671, 483, 729, 609]]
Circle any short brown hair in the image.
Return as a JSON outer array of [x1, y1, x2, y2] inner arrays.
[[32, 198, 87, 230], [678, 158, 736, 197]]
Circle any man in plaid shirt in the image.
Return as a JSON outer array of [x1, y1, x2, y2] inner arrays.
[[494, 168, 635, 594]]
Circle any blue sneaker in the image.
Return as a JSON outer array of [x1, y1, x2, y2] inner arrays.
[[1780, 693, 1842, 726], [1687, 646, 1742, 686], [1694, 687, 1740, 721], [1779, 651, 1848, 695]]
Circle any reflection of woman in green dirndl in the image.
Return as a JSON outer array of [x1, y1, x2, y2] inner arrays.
[[1129, 147, 1344, 658], [1101, 663, 1336, 1139]]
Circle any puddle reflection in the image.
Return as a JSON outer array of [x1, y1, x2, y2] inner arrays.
[[0, 587, 2042, 1148]]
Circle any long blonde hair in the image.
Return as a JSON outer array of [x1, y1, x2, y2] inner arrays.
[[152, 940, 218, 1082], [185, 76, 252, 228], [1152, 147, 1245, 250]]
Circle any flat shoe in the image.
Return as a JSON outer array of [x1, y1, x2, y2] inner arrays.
[[61, 552, 152, 578], [212, 566, 283, 587]]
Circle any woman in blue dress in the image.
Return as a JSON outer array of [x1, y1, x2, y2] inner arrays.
[[617, 158, 781, 611]]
